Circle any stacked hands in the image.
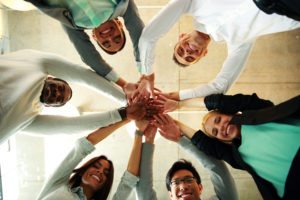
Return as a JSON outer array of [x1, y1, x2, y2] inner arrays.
[[124, 75, 182, 142]]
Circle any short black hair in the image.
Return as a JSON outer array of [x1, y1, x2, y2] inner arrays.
[[97, 28, 126, 55], [166, 159, 201, 191]]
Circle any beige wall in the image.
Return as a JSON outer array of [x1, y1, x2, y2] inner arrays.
[[0, 2, 300, 200]]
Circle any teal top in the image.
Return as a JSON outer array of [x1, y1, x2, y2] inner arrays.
[[44, 0, 118, 28], [238, 119, 300, 197]]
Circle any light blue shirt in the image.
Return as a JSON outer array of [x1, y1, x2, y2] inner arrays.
[[239, 120, 300, 197], [44, 0, 118, 28]]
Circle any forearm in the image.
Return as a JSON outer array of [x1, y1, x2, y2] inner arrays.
[[62, 25, 119, 81], [127, 134, 143, 176], [87, 119, 130, 145], [24, 109, 124, 135], [136, 143, 157, 200], [175, 120, 196, 139]]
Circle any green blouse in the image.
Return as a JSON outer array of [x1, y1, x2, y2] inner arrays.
[[238, 119, 300, 197]]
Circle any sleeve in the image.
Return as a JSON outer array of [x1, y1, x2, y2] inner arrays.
[[122, 0, 144, 65], [191, 130, 241, 169], [37, 137, 95, 199], [111, 171, 139, 200], [41, 51, 126, 105], [204, 93, 274, 114], [62, 25, 120, 82], [23, 109, 123, 135], [136, 143, 158, 200], [178, 137, 239, 200], [138, 0, 191, 74], [179, 41, 255, 100]]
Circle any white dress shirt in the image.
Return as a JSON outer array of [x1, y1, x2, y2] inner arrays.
[[138, 0, 300, 100], [0, 50, 126, 143]]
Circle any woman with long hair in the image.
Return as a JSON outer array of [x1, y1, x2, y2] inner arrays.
[[37, 116, 146, 200]]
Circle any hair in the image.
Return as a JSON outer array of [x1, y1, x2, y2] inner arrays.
[[201, 110, 220, 138], [68, 155, 114, 200], [166, 159, 201, 191], [172, 44, 189, 67], [96, 28, 126, 55]]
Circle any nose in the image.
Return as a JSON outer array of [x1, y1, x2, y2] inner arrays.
[[178, 182, 189, 190]]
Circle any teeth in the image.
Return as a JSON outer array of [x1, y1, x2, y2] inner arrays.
[[92, 175, 100, 182], [101, 28, 111, 34]]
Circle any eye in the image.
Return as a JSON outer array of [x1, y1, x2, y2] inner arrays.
[[177, 46, 184, 56], [102, 41, 111, 48], [185, 56, 195, 63], [214, 116, 221, 124], [113, 35, 121, 44]]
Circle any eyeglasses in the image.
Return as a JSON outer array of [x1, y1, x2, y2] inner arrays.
[[170, 176, 195, 187]]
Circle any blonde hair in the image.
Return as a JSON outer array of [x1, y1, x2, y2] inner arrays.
[[201, 110, 219, 138]]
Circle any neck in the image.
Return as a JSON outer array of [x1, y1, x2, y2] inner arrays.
[[81, 183, 95, 200]]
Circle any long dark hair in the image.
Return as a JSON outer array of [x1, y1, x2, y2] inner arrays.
[[68, 155, 114, 199]]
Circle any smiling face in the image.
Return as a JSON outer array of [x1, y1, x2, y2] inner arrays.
[[173, 31, 210, 66], [81, 159, 111, 192], [92, 19, 125, 54], [41, 77, 72, 107], [203, 111, 241, 141], [169, 169, 202, 200]]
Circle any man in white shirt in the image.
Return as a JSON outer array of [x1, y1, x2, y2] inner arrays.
[[138, 0, 300, 102], [0, 50, 145, 144]]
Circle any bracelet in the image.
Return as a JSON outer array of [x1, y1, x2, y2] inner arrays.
[[135, 130, 144, 136], [117, 107, 127, 120]]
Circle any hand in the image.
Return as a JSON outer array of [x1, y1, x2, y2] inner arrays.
[[152, 95, 178, 113], [126, 101, 146, 120], [153, 114, 181, 142], [159, 92, 180, 101], [132, 74, 154, 99], [135, 119, 149, 132], [123, 82, 138, 103]]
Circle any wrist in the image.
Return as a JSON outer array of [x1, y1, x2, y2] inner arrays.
[[117, 107, 127, 120], [135, 129, 143, 137]]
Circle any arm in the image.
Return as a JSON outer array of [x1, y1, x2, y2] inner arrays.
[[37, 119, 129, 199], [136, 124, 158, 200], [122, 0, 144, 64], [112, 120, 150, 200], [112, 133, 142, 200], [25, 102, 146, 135], [41, 51, 126, 105], [138, 0, 191, 75], [178, 137, 238, 200], [179, 41, 255, 100], [62, 25, 120, 83], [204, 93, 274, 114]]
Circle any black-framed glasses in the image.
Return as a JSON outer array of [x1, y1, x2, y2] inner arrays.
[[170, 176, 195, 187]]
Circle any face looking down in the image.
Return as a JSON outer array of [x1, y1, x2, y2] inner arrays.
[[92, 19, 126, 54], [41, 77, 72, 107], [174, 31, 210, 66]]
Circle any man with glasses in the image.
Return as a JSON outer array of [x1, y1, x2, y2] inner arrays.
[[137, 0, 300, 102], [0, 49, 146, 144], [135, 115, 238, 200]]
